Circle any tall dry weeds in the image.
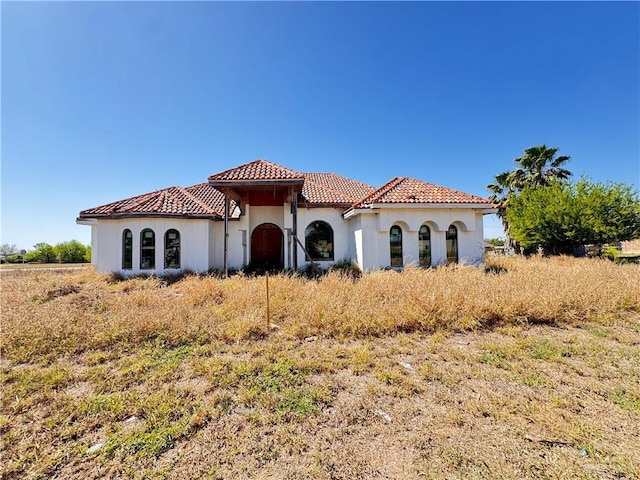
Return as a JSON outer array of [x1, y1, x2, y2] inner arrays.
[[2, 256, 638, 362]]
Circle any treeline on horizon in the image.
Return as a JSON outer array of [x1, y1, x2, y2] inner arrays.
[[0, 240, 90, 264]]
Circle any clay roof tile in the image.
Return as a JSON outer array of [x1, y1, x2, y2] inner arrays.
[[208, 159, 304, 182], [353, 177, 491, 207]]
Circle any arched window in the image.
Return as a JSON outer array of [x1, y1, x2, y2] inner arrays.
[[305, 221, 334, 261], [140, 228, 155, 270], [122, 229, 133, 270], [390, 225, 403, 267], [164, 229, 180, 269], [446, 224, 458, 264], [419, 225, 431, 267]]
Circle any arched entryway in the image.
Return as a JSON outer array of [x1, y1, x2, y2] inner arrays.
[[251, 223, 284, 270]]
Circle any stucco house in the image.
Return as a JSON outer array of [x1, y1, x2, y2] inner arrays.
[[77, 159, 496, 274]]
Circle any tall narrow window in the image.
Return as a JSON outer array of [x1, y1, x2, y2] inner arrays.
[[390, 225, 403, 267], [122, 229, 133, 270], [419, 225, 431, 267], [140, 228, 155, 269], [305, 221, 334, 261], [164, 229, 180, 269], [446, 224, 458, 264]]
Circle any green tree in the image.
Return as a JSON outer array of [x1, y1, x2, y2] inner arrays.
[[0, 243, 17, 258], [577, 180, 640, 246], [506, 179, 640, 255], [488, 145, 572, 248], [25, 243, 57, 263], [54, 240, 89, 263]]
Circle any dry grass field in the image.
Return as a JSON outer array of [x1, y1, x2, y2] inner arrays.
[[2, 257, 639, 479]]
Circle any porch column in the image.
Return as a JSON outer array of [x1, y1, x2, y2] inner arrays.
[[292, 192, 298, 270], [224, 194, 229, 277]]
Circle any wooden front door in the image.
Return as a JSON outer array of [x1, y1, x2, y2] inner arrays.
[[251, 223, 284, 270]]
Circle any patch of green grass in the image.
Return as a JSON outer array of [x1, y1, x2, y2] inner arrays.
[[236, 357, 327, 417], [609, 390, 640, 413], [517, 371, 550, 388], [79, 392, 134, 420], [587, 326, 609, 338], [104, 427, 177, 459], [193, 356, 236, 388], [524, 339, 577, 362], [479, 350, 509, 369], [3, 365, 72, 397], [275, 386, 324, 417], [101, 388, 205, 460], [119, 345, 192, 384]]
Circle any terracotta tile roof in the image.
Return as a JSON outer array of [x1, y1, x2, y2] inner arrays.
[[208, 159, 304, 182], [352, 177, 492, 207], [301, 173, 376, 205], [79, 161, 491, 220], [78, 184, 238, 219], [183, 183, 241, 217]]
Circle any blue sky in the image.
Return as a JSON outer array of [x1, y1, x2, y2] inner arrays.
[[2, 1, 639, 250]]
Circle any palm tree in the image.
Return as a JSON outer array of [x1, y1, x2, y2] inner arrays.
[[487, 145, 572, 251], [487, 170, 521, 250], [512, 145, 572, 188], [487, 170, 523, 217]]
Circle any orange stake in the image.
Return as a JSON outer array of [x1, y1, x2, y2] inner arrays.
[[265, 272, 270, 329]]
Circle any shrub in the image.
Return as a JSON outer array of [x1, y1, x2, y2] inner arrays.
[[328, 257, 362, 280], [601, 246, 620, 261]]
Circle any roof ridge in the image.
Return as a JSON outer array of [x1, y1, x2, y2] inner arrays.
[[175, 186, 220, 215], [118, 189, 165, 213], [258, 158, 303, 176], [154, 189, 175, 212], [354, 176, 406, 207], [209, 158, 304, 180]]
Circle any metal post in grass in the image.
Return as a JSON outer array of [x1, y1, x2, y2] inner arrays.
[[265, 272, 270, 329], [223, 194, 229, 278]]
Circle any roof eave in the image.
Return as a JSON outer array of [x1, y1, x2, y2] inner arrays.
[[364, 202, 495, 209], [299, 201, 352, 209], [77, 213, 222, 221], [76, 218, 98, 226], [481, 207, 499, 214], [343, 208, 373, 219]]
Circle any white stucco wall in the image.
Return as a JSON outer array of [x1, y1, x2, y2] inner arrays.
[[211, 212, 250, 270], [347, 213, 380, 271], [83, 205, 487, 274], [347, 207, 486, 270], [87, 218, 213, 274], [296, 207, 350, 267]]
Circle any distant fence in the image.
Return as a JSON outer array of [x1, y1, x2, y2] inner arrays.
[[621, 239, 640, 254]]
